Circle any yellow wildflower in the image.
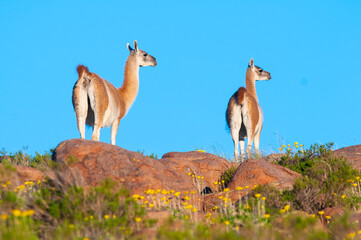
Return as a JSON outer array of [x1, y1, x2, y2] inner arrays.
[[135, 217, 141, 222], [192, 208, 197, 212], [224, 220, 230, 225], [341, 195, 346, 199], [1, 214, 8, 220], [206, 213, 212, 218], [69, 224, 74, 228], [311, 214, 316, 218], [12, 209, 21, 217], [149, 203, 154, 208], [174, 192, 181, 197], [264, 214, 270, 219], [347, 232, 356, 239], [187, 172, 192, 176], [162, 189, 167, 195], [83, 238, 89, 240], [353, 183, 358, 187], [214, 181, 218, 185], [104, 214, 109, 219], [213, 206, 218, 210], [22, 209, 35, 217], [145, 189, 155, 195], [325, 216, 331, 219], [185, 204, 193, 209], [280, 209, 285, 213], [255, 193, 261, 198], [262, 197, 267, 201], [318, 211, 324, 215], [113, 214, 116, 219], [245, 186, 249, 189], [132, 194, 140, 199], [184, 196, 190, 201], [223, 188, 230, 193], [236, 186, 243, 191], [284, 205, 290, 211], [191, 191, 197, 194]]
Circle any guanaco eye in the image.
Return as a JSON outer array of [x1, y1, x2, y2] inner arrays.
[[143, 53, 148, 57]]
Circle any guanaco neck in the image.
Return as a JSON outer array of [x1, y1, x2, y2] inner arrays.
[[245, 68, 258, 102], [119, 53, 139, 111]]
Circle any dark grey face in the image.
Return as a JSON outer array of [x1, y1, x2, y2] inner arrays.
[[254, 65, 271, 81]]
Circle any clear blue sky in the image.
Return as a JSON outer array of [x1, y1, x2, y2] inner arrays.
[[1, 1, 360, 158]]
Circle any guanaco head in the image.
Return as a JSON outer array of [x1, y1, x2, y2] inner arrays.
[[248, 58, 271, 81], [127, 40, 157, 67]]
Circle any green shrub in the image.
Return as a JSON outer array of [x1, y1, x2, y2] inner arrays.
[[0, 148, 54, 171], [277, 143, 361, 213], [221, 166, 238, 188]]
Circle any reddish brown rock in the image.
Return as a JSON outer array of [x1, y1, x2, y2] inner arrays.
[[160, 151, 235, 193], [0, 163, 45, 187], [52, 139, 200, 196], [227, 159, 301, 190], [52, 139, 236, 198], [334, 145, 361, 170]]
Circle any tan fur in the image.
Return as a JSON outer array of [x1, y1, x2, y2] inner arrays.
[[226, 59, 271, 161], [72, 41, 156, 145]]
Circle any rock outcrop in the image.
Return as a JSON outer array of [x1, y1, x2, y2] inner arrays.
[[0, 163, 45, 186], [51, 139, 233, 197], [334, 145, 361, 170], [227, 159, 301, 190]]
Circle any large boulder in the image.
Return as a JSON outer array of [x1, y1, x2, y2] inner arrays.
[[52, 139, 198, 196], [160, 151, 234, 192], [52, 139, 233, 197], [203, 159, 301, 210], [0, 163, 45, 187], [334, 145, 361, 170], [227, 159, 301, 190]]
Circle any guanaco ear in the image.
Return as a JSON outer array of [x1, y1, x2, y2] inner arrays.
[[127, 43, 134, 52], [134, 40, 138, 51], [248, 58, 254, 68]]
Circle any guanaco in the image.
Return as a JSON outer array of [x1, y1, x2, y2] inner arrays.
[[72, 40, 157, 144], [226, 58, 271, 161]]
